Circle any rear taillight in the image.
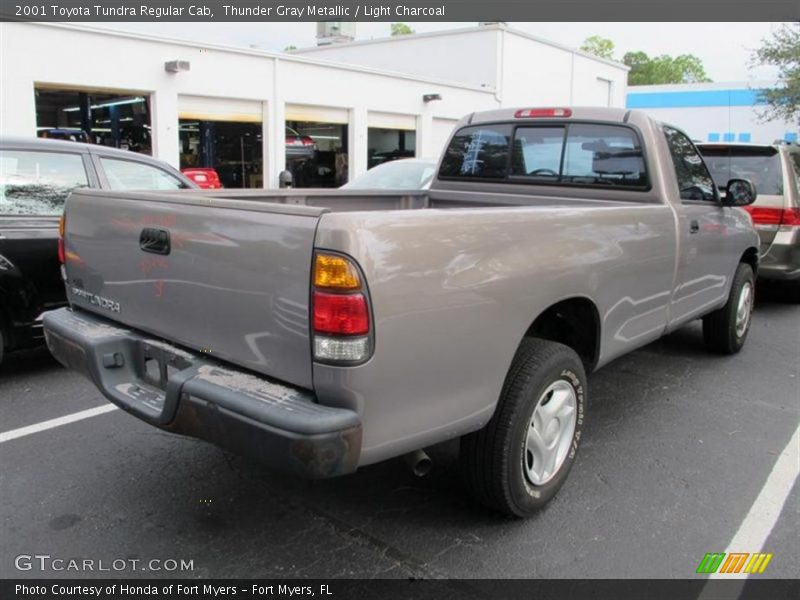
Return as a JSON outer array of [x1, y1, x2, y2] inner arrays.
[[514, 108, 573, 119], [745, 206, 800, 227], [313, 292, 369, 335], [312, 252, 372, 363], [58, 215, 66, 264]]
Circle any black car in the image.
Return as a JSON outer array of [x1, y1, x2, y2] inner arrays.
[[0, 137, 195, 365]]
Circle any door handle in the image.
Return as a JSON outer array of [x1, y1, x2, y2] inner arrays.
[[689, 220, 700, 234], [140, 228, 171, 255]]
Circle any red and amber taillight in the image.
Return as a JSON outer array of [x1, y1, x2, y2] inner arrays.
[[312, 253, 372, 363], [745, 206, 800, 228]]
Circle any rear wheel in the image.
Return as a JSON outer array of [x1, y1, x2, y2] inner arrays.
[[460, 339, 586, 517], [702, 263, 755, 354]]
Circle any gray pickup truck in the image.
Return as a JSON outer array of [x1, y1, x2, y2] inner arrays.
[[44, 107, 760, 516]]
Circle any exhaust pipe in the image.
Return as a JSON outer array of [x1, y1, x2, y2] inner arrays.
[[404, 449, 433, 477]]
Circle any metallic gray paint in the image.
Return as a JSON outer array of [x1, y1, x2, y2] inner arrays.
[[55, 108, 760, 470], [64, 191, 323, 389]]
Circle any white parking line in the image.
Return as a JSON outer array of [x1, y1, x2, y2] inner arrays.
[[707, 422, 800, 582], [0, 404, 118, 443]]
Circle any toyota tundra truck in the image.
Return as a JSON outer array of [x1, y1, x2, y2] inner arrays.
[[43, 108, 760, 517]]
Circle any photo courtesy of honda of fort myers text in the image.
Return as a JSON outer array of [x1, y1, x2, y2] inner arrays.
[[0, 0, 798, 599]]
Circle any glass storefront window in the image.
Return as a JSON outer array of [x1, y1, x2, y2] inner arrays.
[[179, 120, 263, 189], [286, 120, 348, 188], [35, 88, 152, 154], [368, 128, 416, 169]]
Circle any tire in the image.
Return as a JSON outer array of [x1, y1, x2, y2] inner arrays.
[[460, 338, 587, 517], [702, 262, 755, 354]]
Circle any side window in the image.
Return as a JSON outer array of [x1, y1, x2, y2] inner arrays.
[[663, 126, 717, 202], [439, 125, 512, 179], [0, 150, 89, 216], [100, 158, 188, 191]]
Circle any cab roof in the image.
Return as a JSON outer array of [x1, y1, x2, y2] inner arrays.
[[0, 136, 148, 159], [466, 106, 632, 126]]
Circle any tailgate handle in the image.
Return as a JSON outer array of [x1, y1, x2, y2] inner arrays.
[[140, 228, 171, 255]]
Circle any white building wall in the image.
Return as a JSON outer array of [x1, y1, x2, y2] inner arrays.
[[633, 106, 794, 144], [626, 82, 798, 145], [571, 54, 628, 108], [0, 22, 497, 187], [293, 29, 501, 90], [296, 24, 630, 109], [431, 118, 459, 157], [497, 32, 627, 107], [499, 31, 574, 105]]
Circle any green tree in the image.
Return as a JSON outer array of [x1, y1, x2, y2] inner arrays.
[[390, 23, 415, 36], [623, 51, 712, 86], [580, 36, 615, 60], [752, 23, 800, 124]]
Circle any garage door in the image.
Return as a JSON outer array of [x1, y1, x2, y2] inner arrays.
[[285, 104, 348, 124], [432, 118, 459, 154], [368, 112, 417, 131], [178, 96, 262, 123]]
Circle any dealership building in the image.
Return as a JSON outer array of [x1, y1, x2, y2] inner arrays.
[[626, 81, 799, 145], [0, 22, 628, 188]]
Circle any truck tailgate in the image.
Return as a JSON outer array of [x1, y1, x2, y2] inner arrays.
[[62, 190, 326, 389]]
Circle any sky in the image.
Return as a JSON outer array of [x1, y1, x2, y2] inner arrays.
[[89, 22, 790, 83]]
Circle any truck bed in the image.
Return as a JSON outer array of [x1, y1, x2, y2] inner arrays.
[[61, 187, 636, 391]]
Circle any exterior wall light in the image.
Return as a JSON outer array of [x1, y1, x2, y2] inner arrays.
[[164, 60, 191, 74], [423, 94, 442, 103]]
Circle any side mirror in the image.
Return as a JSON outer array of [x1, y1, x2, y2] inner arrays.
[[722, 178, 757, 206]]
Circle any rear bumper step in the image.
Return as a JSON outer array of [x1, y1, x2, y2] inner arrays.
[[42, 307, 361, 478]]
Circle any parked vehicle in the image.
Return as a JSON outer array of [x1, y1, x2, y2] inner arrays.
[[368, 149, 416, 169], [698, 142, 800, 300], [0, 137, 195, 365], [43, 107, 759, 516], [342, 158, 437, 190], [38, 128, 92, 144], [181, 167, 223, 189], [285, 126, 317, 162]]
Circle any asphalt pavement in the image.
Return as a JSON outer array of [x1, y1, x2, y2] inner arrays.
[[1, 290, 798, 580]]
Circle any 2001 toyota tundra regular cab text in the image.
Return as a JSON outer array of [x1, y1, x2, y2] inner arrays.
[[43, 107, 760, 516]]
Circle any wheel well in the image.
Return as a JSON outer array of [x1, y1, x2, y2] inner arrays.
[[525, 298, 600, 370], [740, 247, 759, 277]]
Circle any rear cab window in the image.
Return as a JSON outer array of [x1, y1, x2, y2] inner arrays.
[[439, 121, 649, 190], [0, 150, 89, 216], [440, 125, 512, 179], [699, 145, 785, 197]]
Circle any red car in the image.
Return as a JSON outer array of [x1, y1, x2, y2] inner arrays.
[[181, 167, 222, 189]]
